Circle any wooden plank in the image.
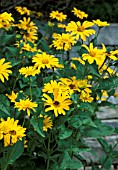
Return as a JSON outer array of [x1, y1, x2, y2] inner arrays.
[[79, 135, 118, 166], [96, 106, 118, 119], [102, 119, 118, 128], [79, 165, 116, 170]]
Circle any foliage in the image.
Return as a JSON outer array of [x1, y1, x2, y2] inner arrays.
[[0, 5, 118, 170], [1, 0, 118, 22]]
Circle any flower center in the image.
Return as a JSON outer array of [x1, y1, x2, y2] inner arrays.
[[42, 59, 49, 64], [77, 26, 84, 32], [89, 51, 96, 57], [9, 130, 16, 135], [56, 14, 61, 18], [69, 84, 76, 89], [53, 101, 60, 106]]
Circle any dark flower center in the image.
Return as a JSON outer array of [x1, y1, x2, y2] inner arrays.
[[42, 59, 49, 64], [53, 101, 60, 106], [69, 84, 75, 89], [77, 26, 84, 32], [9, 130, 16, 135]]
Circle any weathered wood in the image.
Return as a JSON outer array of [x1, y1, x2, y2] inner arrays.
[[79, 165, 117, 170], [102, 119, 118, 128], [96, 106, 118, 119]]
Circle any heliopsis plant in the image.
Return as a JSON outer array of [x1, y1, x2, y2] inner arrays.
[[0, 5, 118, 170]]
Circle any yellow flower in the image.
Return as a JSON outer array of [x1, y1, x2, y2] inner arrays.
[[21, 42, 37, 53], [19, 66, 40, 77], [72, 57, 85, 65], [82, 43, 106, 65], [70, 63, 77, 70], [18, 17, 38, 32], [6, 91, 18, 103], [80, 90, 93, 103], [32, 52, 60, 70], [0, 117, 26, 147], [43, 115, 53, 131], [66, 21, 95, 41], [31, 11, 43, 17], [0, 21, 12, 30], [0, 12, 14, 30], [52, 33, 76, 51], [87, 75, 93, 80], [77, 79, 92, 89], [42, 93, 72, 117], [42, 80, 62, 94], [50, 10, 67, 22], [106, 50, 118, 61], [15, 6, 30, 16], [72, 7, 88, 19], [15, 98, 38, 116], [93, 19, 110, 27], [39, 114, 53, 131], [48, 21, 55, 27], [114, 92, 118, 98], [57, 23, 66, 28], [59, 77, 80, 95], [0, 58, 12, 83], [23, 30, 38, 42], [101, 90, 108, 101], [0, 12, 14, 22]]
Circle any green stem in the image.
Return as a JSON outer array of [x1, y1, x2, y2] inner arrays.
[[2, 143, 18, 170], [37, 29, 49, 46], [12, 77, 19, 91], [46, 132, 51, 170], [62, 49, 64, 64], [99, 141, 118, 170], [67, 50, 70, 61], [22, 112, 26, 127], [29, 77, 32, 100]]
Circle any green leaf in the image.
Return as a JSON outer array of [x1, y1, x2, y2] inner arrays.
[[30, 116, 45, 137], [0, 94, 10, 118], [86, 120, 114, 138], [1, 140, 24, 169], [0, 33, 15, 45], [59, 151, 70, 169], [88, 64, 100, 77], [10, 58, 21, 67], [39, 39, 51, 53], [99, 156, 112, 170], [6, 47, 18, 56], [79, 102, 94, 113], [99, 77, 118, 90], [59, 129, 72, 139], [58, 138, 90, 153], [59, 151, 83, 169], [67, 160, 83, 169], [97, 138, 110, 152]]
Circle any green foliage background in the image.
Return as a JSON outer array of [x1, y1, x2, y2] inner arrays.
[[1, 0, 118, 23]]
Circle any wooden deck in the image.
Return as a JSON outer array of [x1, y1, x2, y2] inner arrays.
[[79, 106, 118, 170]]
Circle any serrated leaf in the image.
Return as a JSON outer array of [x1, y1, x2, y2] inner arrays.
[[6, 47, 18, 56], [30, 116, 45, 137], [60, 151, 70, 169], [99, 156, 112, 170], [86, 121, 114, 138], [1, 140, 24, 169], [59, 129, 72, 139], [0, 95, 10, 118], [88, 64, 100, 77], [79, 102, 94, 113], [99, 77, 118, 90], [67, 160, 83, 169], [97, 138, 110, 152]]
